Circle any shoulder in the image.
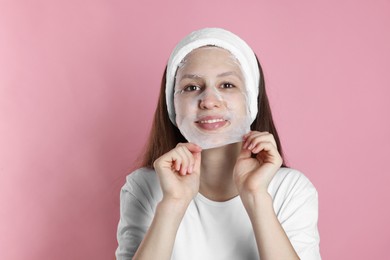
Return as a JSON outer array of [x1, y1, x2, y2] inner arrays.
[[268, 167, 318, 201], [121, 167, 162, 208], [124, 167, 159, 187], [270, 168, 321, 258]]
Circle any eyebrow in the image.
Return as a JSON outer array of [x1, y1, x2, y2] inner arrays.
[[180, 74, 202, 80], [179, 71, 243, 81], [217, 71, 243, 80]]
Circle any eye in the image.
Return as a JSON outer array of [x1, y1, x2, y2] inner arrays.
[[183, 85, 201, 92], [221, 82, 235, 89]]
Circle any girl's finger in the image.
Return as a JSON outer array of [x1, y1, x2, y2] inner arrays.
[[170, 143, 202, 175], [180, 143, 202, 173], [253, 142, 282, 165], [237, 146, 252, 160], [252, 141, 274, 154], [175, 148, 189, 175], [179, 145, 201, 175], [177, 142, 202, 153], [243, 131, 266, 139], [179, 146, 194, 174], [166, 149, 185, 173], [170, 151, 182, 172], [244, 131, 269, 146], [244, 132, 276, 150]]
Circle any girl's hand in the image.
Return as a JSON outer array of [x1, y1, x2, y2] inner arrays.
[[153, 143, 202, 203], [233, 131, 283, 196]]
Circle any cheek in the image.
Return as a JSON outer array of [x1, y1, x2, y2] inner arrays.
[[174, 96, 198, 118], [224, 93, 248, 116]]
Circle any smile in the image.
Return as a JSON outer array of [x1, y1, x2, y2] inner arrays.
[[195, 117, 229, 130], [198, 118, 225, 124]]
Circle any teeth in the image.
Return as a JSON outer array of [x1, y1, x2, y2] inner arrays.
[[199, 119, 225, 124]]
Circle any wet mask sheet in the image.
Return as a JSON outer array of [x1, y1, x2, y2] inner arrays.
[[173, 49, 252, 150]]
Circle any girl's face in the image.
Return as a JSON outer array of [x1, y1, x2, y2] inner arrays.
[[174, 47, 251, 149]]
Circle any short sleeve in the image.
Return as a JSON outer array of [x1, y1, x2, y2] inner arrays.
[[271, 169, 321, 260], [115, 176, 154, 260]]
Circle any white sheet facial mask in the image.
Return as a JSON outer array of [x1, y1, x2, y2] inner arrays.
[[174, 47, 251, 149]]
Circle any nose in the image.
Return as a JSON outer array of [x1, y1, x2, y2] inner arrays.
[[199, 87, 223, 109]]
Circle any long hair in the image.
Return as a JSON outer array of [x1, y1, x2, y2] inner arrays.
[[139, 55, 287, 168]]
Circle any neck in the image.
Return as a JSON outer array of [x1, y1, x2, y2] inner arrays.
[[199, 142, 242, 202]]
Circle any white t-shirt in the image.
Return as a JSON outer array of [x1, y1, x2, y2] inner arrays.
[[115, 167, 321, 260]]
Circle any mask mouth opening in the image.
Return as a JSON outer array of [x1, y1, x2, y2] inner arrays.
[[195, 118, 227, 124], [176, 111, 251, 150]]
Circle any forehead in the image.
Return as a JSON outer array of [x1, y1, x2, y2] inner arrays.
[[184, 46, 235, 60], [177, 46, 242, 75]]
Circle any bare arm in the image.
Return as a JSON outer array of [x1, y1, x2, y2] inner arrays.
[[234, 131, 299, 259], [133, 143, 202, 260], [241, 192, 299, 260], [133, 199, 189, 260]]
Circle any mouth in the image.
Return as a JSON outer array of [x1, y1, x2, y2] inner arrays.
[[195, 116, 229, 131]]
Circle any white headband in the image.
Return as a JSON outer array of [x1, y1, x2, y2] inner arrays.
[[165, 28, 260, 125]]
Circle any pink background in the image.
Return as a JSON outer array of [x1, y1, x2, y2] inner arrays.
[[1, 0, 389, 259]]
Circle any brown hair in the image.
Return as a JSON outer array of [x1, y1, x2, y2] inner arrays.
[[138, 55, 287, 168]]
